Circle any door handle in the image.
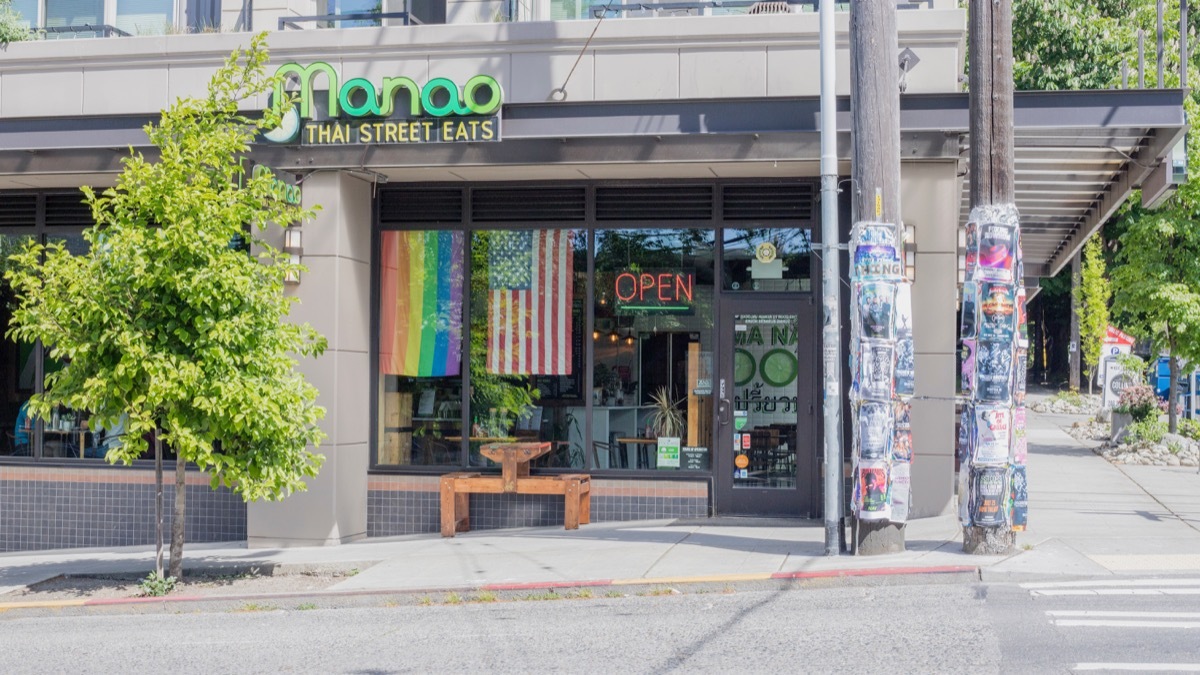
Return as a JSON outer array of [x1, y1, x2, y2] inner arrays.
[[718, 397, 731, 426]]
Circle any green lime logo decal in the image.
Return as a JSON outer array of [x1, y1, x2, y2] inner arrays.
[[734, 349, 756, 386], [759, 348, 798, 387]]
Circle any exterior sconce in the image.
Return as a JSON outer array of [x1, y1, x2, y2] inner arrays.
[[283, 226, 303, 285], [609, 331, 618, 343], [593, 329, 600, 341]]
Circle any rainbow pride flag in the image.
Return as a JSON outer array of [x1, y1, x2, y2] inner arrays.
[[379, 230, 463, 377]]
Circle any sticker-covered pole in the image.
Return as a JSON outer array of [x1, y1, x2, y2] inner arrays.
[[963, 0, 1021, 555], [819, 0, 842, 557], [849, 0, 905, 555]]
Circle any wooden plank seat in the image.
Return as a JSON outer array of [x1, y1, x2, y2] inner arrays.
[[439, 442, 592, 537]]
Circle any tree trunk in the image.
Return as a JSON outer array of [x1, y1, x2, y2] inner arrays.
[[169, 450, 186, 580], [154, 433, 164, 580]]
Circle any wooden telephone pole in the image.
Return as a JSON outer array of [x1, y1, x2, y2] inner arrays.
[[965, 0, 1018, 555], [850, 1, 904, 555]]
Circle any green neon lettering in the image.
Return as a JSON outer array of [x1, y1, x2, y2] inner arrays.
[[338, 78, 382, 117], [463, 75, 502, 115], [274, 61, 339, 118], [380, 77, 421, 116], [421, 78, 470, 117]]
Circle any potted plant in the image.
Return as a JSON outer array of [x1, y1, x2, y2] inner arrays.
[[1112, 383, 1157, 443], [646, 386, 684, 439]]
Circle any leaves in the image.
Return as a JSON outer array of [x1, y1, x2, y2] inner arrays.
[[1075, 234, 1111, 377], [3, 33, 327, 501]]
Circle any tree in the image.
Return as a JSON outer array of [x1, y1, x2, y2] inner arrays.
[[1074, 234, 1111, 395], [0, 0, 33, 43], [1111, 207, 1200, 434], [3, 34, 327, 582]]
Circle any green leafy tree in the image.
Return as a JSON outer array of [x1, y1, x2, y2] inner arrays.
[[0, 0, 33, 43], [3, 34, 327, 582], [1111, 207, 1200, 434], [1074, 234, 1111, 395]]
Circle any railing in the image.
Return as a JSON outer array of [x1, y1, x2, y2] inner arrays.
[[38, 24, 131, 39], [278, 12, 423, 30], [587, 0, 932, 19]]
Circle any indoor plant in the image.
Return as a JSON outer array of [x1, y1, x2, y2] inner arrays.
[[646, 386, 683, 438]]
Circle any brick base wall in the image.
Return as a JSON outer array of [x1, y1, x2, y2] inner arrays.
[[367, 475, 710, 537], [0, 466, 246, 552]]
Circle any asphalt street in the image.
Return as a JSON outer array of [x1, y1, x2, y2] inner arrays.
[[2, 576, 1198, 674]]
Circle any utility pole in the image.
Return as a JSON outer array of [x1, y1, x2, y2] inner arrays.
[[818, 0, 842, 557], [964, 0, 1018, 556], [850, 0, 904, 555]]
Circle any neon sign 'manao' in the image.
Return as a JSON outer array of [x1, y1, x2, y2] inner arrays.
[[273, 62, 503, 119]]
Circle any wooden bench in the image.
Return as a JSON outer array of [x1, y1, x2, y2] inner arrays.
[[440, 441, 591, 537]]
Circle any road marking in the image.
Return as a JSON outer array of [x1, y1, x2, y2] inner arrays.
[[1022, 578, 1200, 589], [1031, 588, 1200, 596], [1074, 664, 1200, 671], [1052, 619, 1200, 628], [1049, 611, 1200, 619]]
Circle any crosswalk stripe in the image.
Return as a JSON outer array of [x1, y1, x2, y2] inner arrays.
[[1049, 611, 1200, 619], [1031, 589, 1200, 596], [1022, 578, 1200, 589], [1074, 664, 1200, 671]]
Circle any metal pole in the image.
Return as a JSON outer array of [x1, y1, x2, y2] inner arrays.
[[819, 0, 842, 558], [1158, 0, 1165, 88], [1183, 0, 1189, 89], [1139, 30, 1146, 88]]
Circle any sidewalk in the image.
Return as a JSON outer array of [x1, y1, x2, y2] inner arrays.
[[2, 406, 1198, 603]]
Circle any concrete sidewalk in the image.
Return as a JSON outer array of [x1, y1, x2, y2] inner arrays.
[[2, 408, 1198, 602]]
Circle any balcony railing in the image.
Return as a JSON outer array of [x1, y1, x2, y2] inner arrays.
[[587, 0, 932, 19], [36, 24, 132, 39], [278, 12, 424, 30]]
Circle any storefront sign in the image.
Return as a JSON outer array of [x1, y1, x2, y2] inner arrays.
[[680, 446, 709, 470], [613, 269, 695, 314], [656, 436, 680, 469], [240, 160, 302, 205], [265, 62, 502, 146]]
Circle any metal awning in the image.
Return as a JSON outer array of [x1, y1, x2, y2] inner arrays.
[[0, 89, 1184, 280]]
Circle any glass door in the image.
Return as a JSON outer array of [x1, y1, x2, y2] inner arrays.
[[713, 299, 817, 516]]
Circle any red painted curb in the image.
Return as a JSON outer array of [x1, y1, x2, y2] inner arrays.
[[85, 595, 206, 606], [770, 565, 978, 580], [481, 579, 614, 591]]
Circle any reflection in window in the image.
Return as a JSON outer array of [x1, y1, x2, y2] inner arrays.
[[116, 0, 175, 35], [723, 227, 813, 292], [377, 230, 465, 467], [469, 229, 586, 469], [1, 235, 35, 458], [8, 0, 36, 27], [44, 0, 103, 26], [592, 229, 714, 471]]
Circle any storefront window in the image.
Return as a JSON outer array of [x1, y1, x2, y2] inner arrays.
[[44, 0, 102, 27], [593, 228, 714, 471], [377, 230, 466, 467], [8, 0, 36, 27], [723, 227, 813, 292], [1, 234, 35, 459], [468, 228, 587, 469]]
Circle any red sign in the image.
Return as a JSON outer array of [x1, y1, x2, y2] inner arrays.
[[614, 269, 695, 314], [1104, 325, 1135, 346]]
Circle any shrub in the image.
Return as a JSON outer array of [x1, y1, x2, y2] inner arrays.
[[0, 0, 33, 43], [1125, 418, 1166, 444], [1115, 384, 1158, 422], [138, 572, 177, 597], [1178, 418, 1200, 442]]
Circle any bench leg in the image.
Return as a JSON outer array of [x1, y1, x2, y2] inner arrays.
[[440, 475, 458, 537], [580, 483, 591, 525], [440, 476, 472, 537], [564, 478, 581, 530]]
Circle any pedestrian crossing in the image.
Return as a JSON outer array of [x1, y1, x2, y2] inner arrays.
[[1018, 578, 1200, 671]]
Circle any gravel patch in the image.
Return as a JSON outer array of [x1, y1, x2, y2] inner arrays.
[[13, 563, 372, 601], [1029, 393, 1102, 416]]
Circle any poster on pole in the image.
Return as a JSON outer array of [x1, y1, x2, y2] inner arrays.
[[852, 223, 902, 280], [855, 461, 891, 521], [859, 340, 895, 401], [976, 221, 1017, 283], [890, 462, 911, 524], [976, 339, 1014, 403], [964, 221, 979, 280], [892, 401, 913, 463], [857, 282, 897, 340], [1012, 407, 1027, 463], [979, 283, 1016, 342], [974, 406, 1011, 465], [858, 400, 893, 461], [961, 339, 977, 398], [957, 405, 975, 464], [960, 281, 979, 339], [1010, 464, 1028, 531], [970, 465, 1010, 527]]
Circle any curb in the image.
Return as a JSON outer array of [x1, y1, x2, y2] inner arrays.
[[0, 564, 980, 612]]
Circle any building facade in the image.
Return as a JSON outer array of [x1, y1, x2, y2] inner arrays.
[[0, 0, 1184, 550]]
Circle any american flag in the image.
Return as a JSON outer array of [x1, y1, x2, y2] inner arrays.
[[488, 230, 574, 375]]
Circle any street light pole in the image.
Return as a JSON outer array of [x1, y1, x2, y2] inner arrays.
[[819, 0, 842, 557]]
